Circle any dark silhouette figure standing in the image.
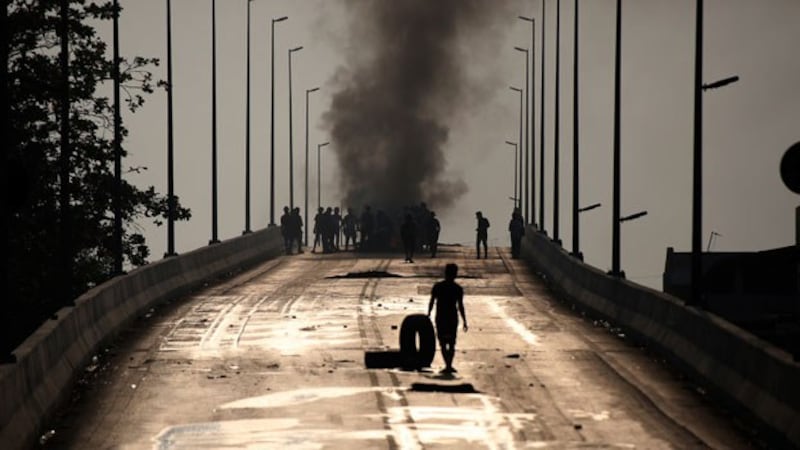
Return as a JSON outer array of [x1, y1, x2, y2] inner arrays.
[[290, 207, 303, 254], [312, 207, 323, 253], [475, 211, 490, 259], [322, 207, 335, 253], [428, 211, 441, 258], [360, 205, 374, 250], [280, 206, 292, 254], [343, 208, 358, 250], [509, 209, 525, 259], [333, 207, 342, 250], [400, 214, 416, 263], [428, 263, 467, 373]]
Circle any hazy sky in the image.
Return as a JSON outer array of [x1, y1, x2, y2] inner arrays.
[[107, 0, 799, 289]]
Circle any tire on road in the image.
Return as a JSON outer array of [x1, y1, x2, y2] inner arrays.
[[364, 350, 403, 369], [399, 314, 436, 369]]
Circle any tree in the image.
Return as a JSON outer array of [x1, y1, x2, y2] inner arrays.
[[4, 0, 190, 355]]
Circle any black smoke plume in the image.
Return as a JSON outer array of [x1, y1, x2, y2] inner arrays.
[[324, 0, 507, 211]]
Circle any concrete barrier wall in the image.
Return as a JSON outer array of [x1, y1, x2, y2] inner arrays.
[[520, 227, 800, 448], [0, 227, 283, 450]]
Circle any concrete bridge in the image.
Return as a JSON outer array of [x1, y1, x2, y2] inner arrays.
[[1, 227, 798, 449]]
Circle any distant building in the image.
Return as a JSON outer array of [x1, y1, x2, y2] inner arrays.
[[663, 243, 799, 356]]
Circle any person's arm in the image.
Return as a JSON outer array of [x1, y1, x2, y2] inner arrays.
[[428, 293, 435, 317], [457, 291, 468, 331]]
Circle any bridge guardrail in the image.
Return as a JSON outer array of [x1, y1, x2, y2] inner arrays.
[[520, 226, 800, 449], [0, 227, 283, 450]]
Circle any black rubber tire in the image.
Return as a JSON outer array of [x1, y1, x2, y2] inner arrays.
[[364, 350, 403, 369], [399, 314, 436, 368]]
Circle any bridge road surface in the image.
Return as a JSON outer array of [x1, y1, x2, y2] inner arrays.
[[45, 246, 754, 449]]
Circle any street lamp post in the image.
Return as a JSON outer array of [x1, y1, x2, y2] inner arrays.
[[288, 46, 303, 210], [553, 0, 561, 245], [305, 87, 320, 245], [611, 0, 622, 276], [210, 0, 220, 244], [519, 15, 536, 226], [571, 0, 581, 259], [317, 142, 330, 209], [506, 141, 519, 202], [514, 46, 530, 221], [270, 15, 288, 226], [691, 0, 739, 306], [510, 86, 523, 211], [244, 0, 253, 234], [539, 0, 547, 233], [165, 0, 176, 256], [112, 0, 123, 273], [59, 0, 73, 305], [691, 0, 704, 304]]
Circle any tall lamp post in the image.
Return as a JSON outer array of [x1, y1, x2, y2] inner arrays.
[[519, 15, 536, 226], [317, 141, 330, 209], [244, 0, 253, 234], [539, 0, 547, 233], [210, 0, 220, 244], [305, 87, 320, 245], [269, 15, 288, 226], [514, 46, 530, 221], [112, 0, 123, 273], [288, 45, 303, 210], [553, 0, 561, 245], [571, 0, 581, 259], [691, 0, 739, 305], [59, 0, 73, 305], [506, 141, 519, 202], [611, 0, 622, 276], [510, 86, 524, 211], [165, 0, 176, 256]]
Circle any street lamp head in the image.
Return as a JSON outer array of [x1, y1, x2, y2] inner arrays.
[[290, 46, 304, 53], [319, 142, 330, 149], [518, 15, 534, 22], [505, 140, 517, 147], [273, 16, 288, 23], [514, 46, 529, 53], [510, 86, 522, 92], [702, 75, 740, 91], [307, 87, 320, 93], [620, 210, 648, 222]]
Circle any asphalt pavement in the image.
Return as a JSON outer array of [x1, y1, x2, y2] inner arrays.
[[44, 245, 755, 449]]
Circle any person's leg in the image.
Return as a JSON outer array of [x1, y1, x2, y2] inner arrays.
[[476, 235, 480, 259], [443, 338, 456, 371]]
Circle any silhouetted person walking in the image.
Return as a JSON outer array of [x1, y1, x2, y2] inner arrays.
[[360, 205, 374, 250], [312, 207, 324, 253], [280, 206, 292, 254], [427, 211, 441, 258], [291, 207, 304, 254], [343, 208, 358, 250], [428, 263, 467, 373], [322, 207, 335, 253], [333, 207, 342, 250], [475, 211, 490, 259], [400, 214, 416, 263], [509, 210, 525, 259]]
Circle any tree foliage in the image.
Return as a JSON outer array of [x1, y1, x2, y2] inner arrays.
[[5, 0, 190, 353]]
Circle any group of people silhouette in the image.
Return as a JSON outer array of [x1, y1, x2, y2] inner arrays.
[[280, 203, 443, 258], [280, 204, 527, 261]]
